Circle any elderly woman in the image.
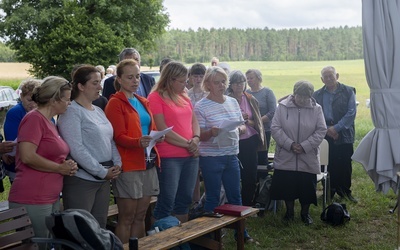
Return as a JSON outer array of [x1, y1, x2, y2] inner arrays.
[[269, 80, 327, 225], [226, 70, 266, 206], [246, 69, 276, 165], [194, 66, 253, 243], [8, 76, 78, 238], [105, 59, 162, 242], [58, 65, 121, 229], [148, 61, 200, 223], [2, 79, 41, 183]]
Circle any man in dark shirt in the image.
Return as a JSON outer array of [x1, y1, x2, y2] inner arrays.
[[313, 66, 357, 203], [102, 48, 155, 99]]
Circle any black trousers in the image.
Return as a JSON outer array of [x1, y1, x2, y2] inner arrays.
[[326, 137, 354, 197], [238, 135, 259, 206], [257, 131, 271, 165]]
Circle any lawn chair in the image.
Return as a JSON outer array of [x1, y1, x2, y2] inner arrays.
[[317, 139, 330, 212]]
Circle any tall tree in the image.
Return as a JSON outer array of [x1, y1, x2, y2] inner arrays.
[[0, 0, 169, 78]]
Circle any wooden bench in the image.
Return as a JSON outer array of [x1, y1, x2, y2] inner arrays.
[[124, 207, 259, 250], [107, 196, 157, 232], [0, 206, 82, 249]]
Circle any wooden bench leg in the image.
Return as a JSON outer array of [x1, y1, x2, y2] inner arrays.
[[235, 219, 245, 250]]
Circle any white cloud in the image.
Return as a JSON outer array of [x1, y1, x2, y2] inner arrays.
[[163, 0, 362, 30]]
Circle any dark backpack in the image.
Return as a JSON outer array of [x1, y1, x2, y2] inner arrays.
[[45, 209, 123, 250], [321, 202, 351, 226]]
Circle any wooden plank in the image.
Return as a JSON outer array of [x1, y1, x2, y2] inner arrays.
[[123, 208, 258, 250], [0, 206, 27, 221]]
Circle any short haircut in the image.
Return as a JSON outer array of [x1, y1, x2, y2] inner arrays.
[[189, 63, 206, 75], [119, 48, 140, 62], [293, 80, 314, 97], [202, 66, 228, 92], [19, 79, 42, 97]]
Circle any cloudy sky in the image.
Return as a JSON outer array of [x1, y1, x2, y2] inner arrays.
[[163, 0, 362, 30]]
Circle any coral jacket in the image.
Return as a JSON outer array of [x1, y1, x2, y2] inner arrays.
[[105, 91, 160, 172]]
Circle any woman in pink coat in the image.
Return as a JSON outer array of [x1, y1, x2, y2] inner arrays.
[[269, 80, 327, 225]]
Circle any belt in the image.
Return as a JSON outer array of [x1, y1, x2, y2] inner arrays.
[[326, 120, 335, 125]]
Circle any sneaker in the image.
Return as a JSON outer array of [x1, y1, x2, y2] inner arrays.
[[245, 235, 254, 243], [300, 213, 313, 225]]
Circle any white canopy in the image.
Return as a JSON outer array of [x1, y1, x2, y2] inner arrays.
[[352, 0, 400, 194]]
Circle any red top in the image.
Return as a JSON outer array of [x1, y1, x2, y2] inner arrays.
[[105, 92, 160, 172], [9, 110, 69, 204]]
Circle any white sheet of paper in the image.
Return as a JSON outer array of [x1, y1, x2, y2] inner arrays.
[[218, 120, 244, 133], [5, 138, 18, 157], [146, 126, 174, 156], [212, 120, 244, 145]]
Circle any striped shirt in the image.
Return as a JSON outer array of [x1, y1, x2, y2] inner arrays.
[[194, 96, 243, 156]]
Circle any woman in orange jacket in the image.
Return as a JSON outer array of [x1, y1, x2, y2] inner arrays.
[[105, 59, 163, 243]]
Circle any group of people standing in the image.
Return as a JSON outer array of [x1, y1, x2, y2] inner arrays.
[[0, 47, 357, 246]]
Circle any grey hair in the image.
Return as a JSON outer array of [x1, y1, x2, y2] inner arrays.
[[321, 66, 337, 76], [293, 80, 314, 97], [119, 48, 140, 62]]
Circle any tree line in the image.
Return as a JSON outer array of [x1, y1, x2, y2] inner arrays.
[[144, 26, 363, 66], [1, 22, 363, 70]]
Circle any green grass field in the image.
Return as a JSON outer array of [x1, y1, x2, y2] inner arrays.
[[1, 60, 395, 249]]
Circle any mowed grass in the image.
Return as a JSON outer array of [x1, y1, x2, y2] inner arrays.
[[0, 61, 396, 249]]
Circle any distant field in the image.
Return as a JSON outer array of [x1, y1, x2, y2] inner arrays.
[[0, 62, 31, 79], [0, 60, 373, 140]]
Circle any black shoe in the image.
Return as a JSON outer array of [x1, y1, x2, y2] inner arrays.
[[345, 193, 358, 203], [301, 214, 313, 225]]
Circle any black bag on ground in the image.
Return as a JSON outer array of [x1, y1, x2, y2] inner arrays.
[[45, 209, 123, 250], [255, 174, 282, 211], [320, 202, 350, 226]]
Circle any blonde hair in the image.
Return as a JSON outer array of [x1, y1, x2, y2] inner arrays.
[[202, 66, 228, 92], [152, 61, 189, 106], [32, 76, 71, 106], [245, 69, 263, 83]]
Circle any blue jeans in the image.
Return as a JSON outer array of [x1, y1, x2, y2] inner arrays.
[[200, 155, 242, 212], [153, 157, 199, 219]]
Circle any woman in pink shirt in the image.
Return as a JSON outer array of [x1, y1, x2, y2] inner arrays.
[[147, 61, 200, 223], [8, 76, 78, 239], [226, 70, 266, 206]]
